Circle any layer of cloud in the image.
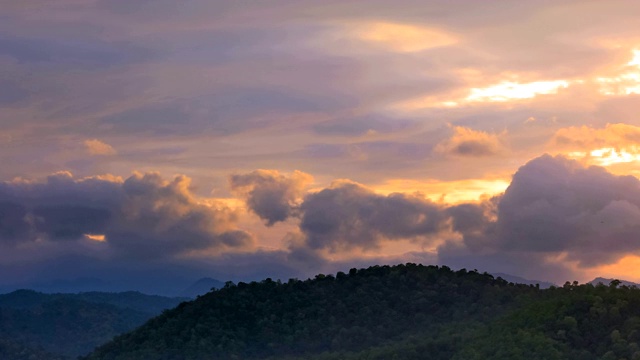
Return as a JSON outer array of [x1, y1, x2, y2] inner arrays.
[[3, 154, 640, 288], [450, 155, 640, 268], [435, 126, 506, 157], [231, 156, 640, 282], [84, 139, 116, 156], [299, 181, 450, 251], [229, 170, 313, 226], [554, 123, 640, 149], [0, 171, 253, 259]]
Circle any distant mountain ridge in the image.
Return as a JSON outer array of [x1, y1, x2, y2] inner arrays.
[[0, 290, 187, 358], [15, 277, 115, 294], [179, 277, 225, 298], [589, 277, 639, 287], [83, 264, 640, 360], [492, 272, 556, 289]]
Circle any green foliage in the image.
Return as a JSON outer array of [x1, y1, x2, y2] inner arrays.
[[85, 265, 540, 360], [77, 268, 640, 360]]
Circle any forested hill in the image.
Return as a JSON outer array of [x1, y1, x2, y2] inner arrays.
[[0, 290, 187, 358], [85, 264, 640, 360]]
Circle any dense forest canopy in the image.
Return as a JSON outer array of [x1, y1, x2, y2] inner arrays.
[[84, 264, 640, 360]]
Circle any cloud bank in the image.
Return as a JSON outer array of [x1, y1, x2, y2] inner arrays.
[[0, 153, 640, 290], [231, 154, 640, 281], [0, 171, 253, 259]]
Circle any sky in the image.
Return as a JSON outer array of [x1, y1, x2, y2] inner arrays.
[[2, 0, 640, 293]]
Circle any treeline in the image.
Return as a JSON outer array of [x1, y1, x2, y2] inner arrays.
[[85, 264, 538, 359], [84, 264, 640, 360]]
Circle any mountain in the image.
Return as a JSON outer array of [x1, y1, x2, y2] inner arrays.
[[0, 290, 187, 358], [0, 338, 66, 360], [85, 264, 640, 360], [179, 277, 225, 298], [492, 272, 556, 289], [589, 277, 639, 287], [20, 277, 115, 293]]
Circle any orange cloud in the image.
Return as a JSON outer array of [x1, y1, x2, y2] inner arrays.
[[376, 178, 510, 205], [554, 123, 640, 148], [352, 21, 457, 53], [435, 126, 506, 157], [553, 123, 640, 167], [84, 139, 117, 156]]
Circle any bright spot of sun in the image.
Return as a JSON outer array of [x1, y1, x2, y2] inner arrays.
[[356, 22, 457, 52], [84, 234, 106, 242], [589, 146, 640, 166], [628, 49, 640, 66], [466, 80, 569, 102]]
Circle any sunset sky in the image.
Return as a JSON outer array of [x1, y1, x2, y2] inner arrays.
[[3, 1, 640, 293]]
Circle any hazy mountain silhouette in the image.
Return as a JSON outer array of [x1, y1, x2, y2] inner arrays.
[[0, 289, 187, 358], [179, 277, 225, 298], [84, 264, 640, 360], [589, 277, 639, 287], [492, 272, 556, 289]]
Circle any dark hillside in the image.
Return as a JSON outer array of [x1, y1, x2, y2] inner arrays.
[[0, 290, 187, 358], [85, 264, 536, 360], [85, 265, 640, 360]]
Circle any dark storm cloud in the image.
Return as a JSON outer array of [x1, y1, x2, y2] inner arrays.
[[299, 181, 450, 250], [0, 202, 31, 243], [232, 156, 640, 281], [0, 171, 253, 257], [451, 155, 640, 267], [229, 170, 312, 226]]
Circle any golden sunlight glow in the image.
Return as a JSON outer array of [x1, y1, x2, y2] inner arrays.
[[355, 21, 457, 52], [558, 124, 640, 169], [393, 79, 570, 111], [628, 49, 640, 66], [586, 255, 640, 283], [596, 48, 640, 95], [84, 234, 106, 242], [392, 48, 640, 112], [466, 80, 569, 102], [376, 178, 510, 204], [589, 146, 640, 166]]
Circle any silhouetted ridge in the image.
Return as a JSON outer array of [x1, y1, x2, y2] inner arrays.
[[85, 266, 640, 360], [179, 277, 225, 298], [85, 264, 537, 359]]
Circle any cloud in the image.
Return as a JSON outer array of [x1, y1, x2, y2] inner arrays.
[[435, 126, 506, 157], [350, 21, 458, 53], [451, 154, 640, 268], [553, 123, 640, 167], [553, 123, 640, 149], [84, 139, 116, 156], [229, 170, 313, 226], [312, 115, 414, 137], [299, 180, 450, 251], [0, 171, 254, 258]]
